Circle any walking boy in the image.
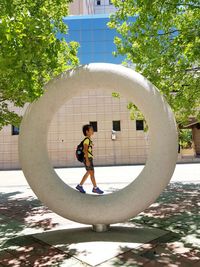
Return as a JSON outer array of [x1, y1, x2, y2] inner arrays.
[[76, 124, 104, 194]]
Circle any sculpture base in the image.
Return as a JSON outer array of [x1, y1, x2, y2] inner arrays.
[[92, 224, 110, 232]]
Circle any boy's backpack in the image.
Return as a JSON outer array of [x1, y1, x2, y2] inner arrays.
[[76, 137, 91, 162]]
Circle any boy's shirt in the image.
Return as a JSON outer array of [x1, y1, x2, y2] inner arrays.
[[83, 137, 93, 158]]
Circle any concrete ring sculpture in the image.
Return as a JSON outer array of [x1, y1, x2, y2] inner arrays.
[[19, 63, 178, 225]]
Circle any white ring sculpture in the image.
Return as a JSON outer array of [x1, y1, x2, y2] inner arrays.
[[19, 63, 178, 225]]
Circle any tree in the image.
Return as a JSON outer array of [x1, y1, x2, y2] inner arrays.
[[108, 0, 200, 126], [0, 0, 79, 129]]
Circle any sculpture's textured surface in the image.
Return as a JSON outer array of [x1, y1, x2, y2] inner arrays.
[[19, 63, 178, 225]]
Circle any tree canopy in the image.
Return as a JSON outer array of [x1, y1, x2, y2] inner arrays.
[[0, 0, 79, 129], [108, 0, 200, 126]]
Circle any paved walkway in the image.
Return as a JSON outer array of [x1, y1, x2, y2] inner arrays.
[[0, 164, 200, 266]]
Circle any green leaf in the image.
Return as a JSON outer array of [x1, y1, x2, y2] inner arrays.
[[0, 0, 79, 129], [109, 0, 200, 126]]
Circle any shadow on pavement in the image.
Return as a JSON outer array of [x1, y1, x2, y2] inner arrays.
[[131, 183, 200, 241], [0, 182, 200, 266], [128, 182, 200, 266], [0, 191, 72, 266], [2, 225, 169, 267]]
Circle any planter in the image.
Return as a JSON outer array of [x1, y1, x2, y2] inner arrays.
[[181, 147, 196, 157]]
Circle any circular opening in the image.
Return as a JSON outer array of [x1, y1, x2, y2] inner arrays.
[[47, 89, 149, 194]]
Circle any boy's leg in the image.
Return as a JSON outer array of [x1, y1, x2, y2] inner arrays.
[[88, 170, 97, 187], [89, 170, 104, 194], [85, 158, 104, 194], [76, 171, 89, 193], [79, 171, 90, 185]]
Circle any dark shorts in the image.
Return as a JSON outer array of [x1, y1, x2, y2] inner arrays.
[[84, 158, 94, 171]]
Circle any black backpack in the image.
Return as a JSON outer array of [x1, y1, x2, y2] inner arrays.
[[76, 137, 91, 162]]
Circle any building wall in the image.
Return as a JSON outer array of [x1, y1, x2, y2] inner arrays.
[[69, 0, 117, 15], [0, 125, 19, 170], [0, 90, 149, 170], [94, 0, 117, 14], [69, 0, 84, 15], [83, 0, 95, 14], [0, 105, 25, 170], [48, 90, 149, 168], [193, 125, 200, 155]]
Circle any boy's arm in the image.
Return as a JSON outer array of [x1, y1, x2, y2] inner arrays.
[[83, 144, 90, 166]]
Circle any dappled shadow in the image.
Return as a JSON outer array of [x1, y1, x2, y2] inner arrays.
[[0, 235, 72, 267], [130, 183, 200, 239], [0, 224, 168, 267], [0, 191, 74, 266], [0, 191, 42, 220], [26, 225, 168, 266], [12, 224, 199, 267], [107, 181, 200, 249], [0, 191, 58, 229], [0, 191, 59, 253], [32, 224, 167, 245], [127, 182, 200, 266], [0, 182, 200, 266]]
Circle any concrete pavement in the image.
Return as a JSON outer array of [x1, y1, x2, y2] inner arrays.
[[1, 162, 200, 187], [0, 163, 200, 266]]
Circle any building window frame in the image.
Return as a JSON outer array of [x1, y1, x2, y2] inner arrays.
[[90, 121, 98, 132], [96, 0, 101, 6], [113, 120, 121, 131], [136, 120, 144, 131], [12, 125, 20, 135]]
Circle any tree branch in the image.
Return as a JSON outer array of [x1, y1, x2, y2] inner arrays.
[[167, 3, 200, 9], [186, 67, 200, 72], [157, 29, 179, 36]]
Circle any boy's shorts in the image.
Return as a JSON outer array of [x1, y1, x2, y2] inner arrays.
[[84, 158, 94, 171]]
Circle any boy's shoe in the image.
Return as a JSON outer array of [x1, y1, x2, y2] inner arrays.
[[76, 184, 86, 193], [92, 187, 104, 194]]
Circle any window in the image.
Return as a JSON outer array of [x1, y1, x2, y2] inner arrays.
[[97, 0, 101, 5], [113, 120, 121, 131], [12, 125, 19, 135], [136, 120, 144, 131], [90, 121, 98, 132]]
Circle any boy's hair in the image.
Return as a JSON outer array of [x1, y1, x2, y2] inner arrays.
[[82, 124, 93, 136]]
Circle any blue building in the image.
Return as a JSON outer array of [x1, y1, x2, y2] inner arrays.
[[62, 14, 124, 64]]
